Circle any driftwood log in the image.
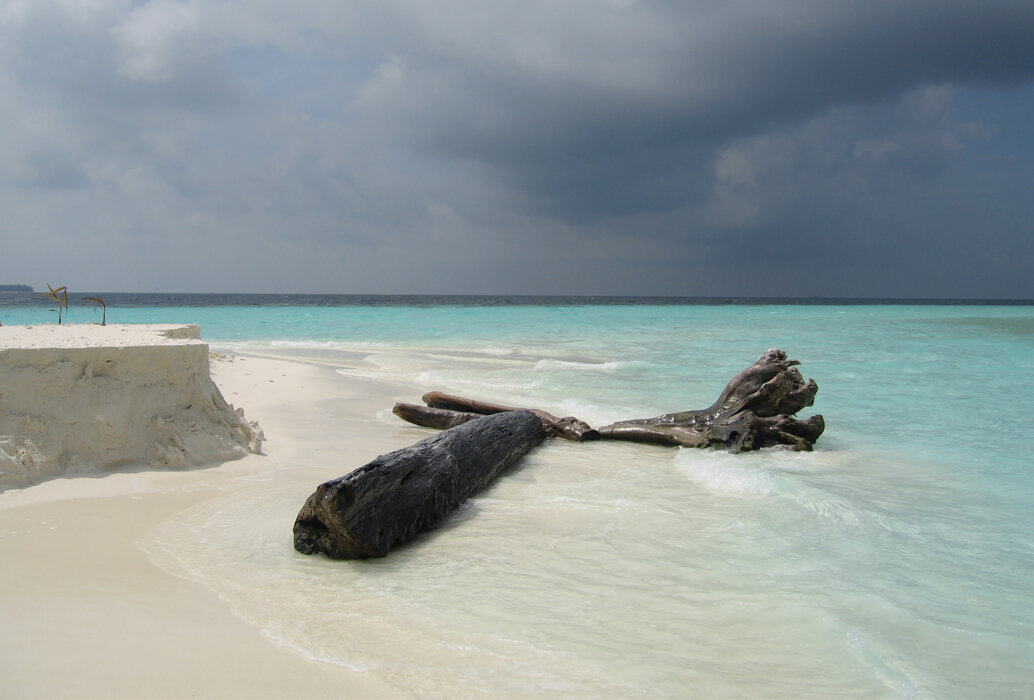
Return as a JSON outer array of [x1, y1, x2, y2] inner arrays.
[[294, 409, 544, 559], [297, 349, 823, 560], [598, 348, 823, 452], [393, 349, 823, 452], [394, 392, 598, 441]]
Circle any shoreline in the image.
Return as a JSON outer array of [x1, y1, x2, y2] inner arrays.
[[5, 312, 1032, 696], [0, 344, 418, 699]]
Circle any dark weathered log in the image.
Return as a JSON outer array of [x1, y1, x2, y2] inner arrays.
[[421, 391, 513, 415], [293, 410, 545, 559], [391, 402, 484, 430], [596, 349, 823, 452], [419, 391, 599, 441]]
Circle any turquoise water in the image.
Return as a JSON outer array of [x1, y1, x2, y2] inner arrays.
[[6, 301, 1034, 696]]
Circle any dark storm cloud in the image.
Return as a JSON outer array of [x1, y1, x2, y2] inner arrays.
[[1, 1, 1032, 297], [361, 1, 1034, 218]]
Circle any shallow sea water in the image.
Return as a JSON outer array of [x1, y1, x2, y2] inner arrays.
[[5, 299, 1034, 697]]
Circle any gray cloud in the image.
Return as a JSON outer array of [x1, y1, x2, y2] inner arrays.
[[0, 1, 1032, 297], [359, 1, 1034, 217]]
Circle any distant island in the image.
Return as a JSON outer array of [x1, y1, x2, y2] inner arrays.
[[0, 284, 33, 292]]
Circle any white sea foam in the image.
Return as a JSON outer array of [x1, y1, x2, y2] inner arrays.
[[267, 339, 398, 350], [413, 370, 546, 394], [479, 345, 517, 356], [533, 358, 625, 371], [675, 448, 777, 496], [144, 444, 904, 698], [547, 397, 627, 426]]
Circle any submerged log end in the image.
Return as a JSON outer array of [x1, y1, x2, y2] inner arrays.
[[294, 479, 387, 559]]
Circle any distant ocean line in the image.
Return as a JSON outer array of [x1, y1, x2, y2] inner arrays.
[[2, 292, 1032, 308]]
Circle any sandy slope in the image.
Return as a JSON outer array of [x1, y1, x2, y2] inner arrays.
[[0, 351, 412, 699]]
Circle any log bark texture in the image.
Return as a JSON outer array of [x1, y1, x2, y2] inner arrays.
[[596, 348, 823, 452], [293, 409, 545, 559]]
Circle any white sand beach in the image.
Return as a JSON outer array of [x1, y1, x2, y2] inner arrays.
[[0, 325, 413, 699], [9, 315, 1031, 698]]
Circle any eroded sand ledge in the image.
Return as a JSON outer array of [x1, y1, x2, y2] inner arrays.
[[0, 323, 263, 490]]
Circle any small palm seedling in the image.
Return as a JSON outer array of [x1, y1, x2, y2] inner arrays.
[[82, 296, 106, 326], [44, 284, 69, 324]]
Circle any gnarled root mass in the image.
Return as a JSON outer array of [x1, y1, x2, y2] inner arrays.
[[598, 348, 823, 452], [393, 349, 823, 453]]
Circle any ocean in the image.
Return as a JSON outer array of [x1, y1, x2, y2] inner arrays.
[[3, 294, 1033, 697]]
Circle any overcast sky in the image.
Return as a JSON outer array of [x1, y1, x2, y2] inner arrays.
[[2, 1, 1032, 297]]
